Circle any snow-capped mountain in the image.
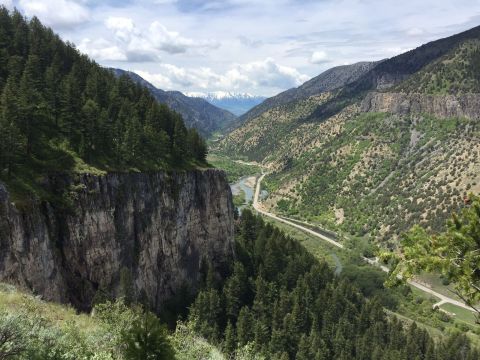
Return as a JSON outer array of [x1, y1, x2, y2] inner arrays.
[[185, 91, 266, 116]]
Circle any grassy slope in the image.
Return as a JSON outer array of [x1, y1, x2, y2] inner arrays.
[[397, 39, 480, 94], [217, 93, 480, 245], [0, 283, 226, 360]]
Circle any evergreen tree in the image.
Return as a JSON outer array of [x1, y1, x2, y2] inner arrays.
[[0, 76, 24, 175], [186, 128, 207, 163], [123, 114, 142, 165], [188, 209, 480, 359], [223, 261, 249, 321], [172, 116, 187, 164], [122, 311, 176, 360], [387, 196, 480, 319], [223, 321, 236, 355], [236, 306, 253, 346], [17, 54, 48, 154], [80, 99, 100, 161]]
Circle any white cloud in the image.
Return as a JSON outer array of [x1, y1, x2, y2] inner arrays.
[[223, 58, 309, 89], [135, 58, 308, 94], [105, 17, 136, 41], [152, 0, 179, 4], [13, 0, 480, 95], [0, 0, 13, 10], [149, 21, 218, 54], [135, 69, 174, 89], [78, 38, 127, 62], [384, 46, 413, 55], [406, 27, 425, 36], [18, 0, 90, 28], [310, 51, 329, 64], [80, 16, 218, 62]]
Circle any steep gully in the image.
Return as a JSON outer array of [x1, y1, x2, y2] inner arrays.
[[250, 170, 476, 313]]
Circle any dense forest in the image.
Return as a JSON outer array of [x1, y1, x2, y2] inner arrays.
[[189, 209, 479, 360], [0, 8, 207, 199]]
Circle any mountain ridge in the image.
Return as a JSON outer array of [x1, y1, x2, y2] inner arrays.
[[111, 68, 237, 136], [185, 91, 267, 116], [235, 61, 379, 126], [217, 24, 480, 244], [308, 25, 480, 121]]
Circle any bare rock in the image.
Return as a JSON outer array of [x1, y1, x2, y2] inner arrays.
[[361, 92, 480, 119], [0, 169, 234, 312]]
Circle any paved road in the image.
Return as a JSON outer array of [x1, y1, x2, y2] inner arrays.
[[252, 172, 477, 313]]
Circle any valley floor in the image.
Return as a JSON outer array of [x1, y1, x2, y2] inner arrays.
[[253, 170, 476, 313], [221, 156, 480, 340]]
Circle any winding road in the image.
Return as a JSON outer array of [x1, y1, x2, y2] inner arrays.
[[252, 172, 477, 313]]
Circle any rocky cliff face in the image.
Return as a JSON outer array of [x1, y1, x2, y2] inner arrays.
[[0, 169, 234, 312], [361, 92, 480, 119]]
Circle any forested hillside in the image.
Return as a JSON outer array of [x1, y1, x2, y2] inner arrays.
[[0, 8, 207, 200], [188, 209, 479, 359]]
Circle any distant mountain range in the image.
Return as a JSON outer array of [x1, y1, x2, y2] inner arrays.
[[185, 91, 266, 116], [110, 69, 237, 136]]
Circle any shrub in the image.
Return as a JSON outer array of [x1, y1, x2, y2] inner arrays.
[[122, 311, 176, 360]]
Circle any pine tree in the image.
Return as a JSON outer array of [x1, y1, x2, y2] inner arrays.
[[58, 73, 78, 144], [295, 334, 311, 360], [122, 311, 176, 360], [44, 59, 62, 126], [172, 116, 187, 165], [223, 321, 237, 355], [189, 289, 222, 342], [17, 54, 48, 154], [11, 10, 29, 58], [123, 114, 142, 165], [0, 8, 209, 189], [0, 7, 12, 87], [224, 261, 249, 321], [80, 99, 100, 161], [186, 128, 207, 163], [0, 75, 24, 176], [236, 306, 253, 346]]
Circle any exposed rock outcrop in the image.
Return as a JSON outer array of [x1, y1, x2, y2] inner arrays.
[[0, 169, 234, 312], [361, 92, 480, 119], [236, 61, 379, 126]]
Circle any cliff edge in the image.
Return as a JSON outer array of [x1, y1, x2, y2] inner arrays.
[[0, 169, 234, 312]]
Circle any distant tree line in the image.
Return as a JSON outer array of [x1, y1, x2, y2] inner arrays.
[[0, 7, 207, 187]]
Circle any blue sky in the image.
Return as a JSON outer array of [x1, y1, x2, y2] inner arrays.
[[2, 0, 480, 96]]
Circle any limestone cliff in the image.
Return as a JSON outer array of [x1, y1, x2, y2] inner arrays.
[[0, 169, 234, 312], [361, 92, 480, 119]]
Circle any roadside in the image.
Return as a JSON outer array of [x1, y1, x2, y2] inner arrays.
[[253, 170, 476, 313]]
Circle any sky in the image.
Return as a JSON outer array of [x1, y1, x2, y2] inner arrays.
[[2, 0, 480, 96]]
